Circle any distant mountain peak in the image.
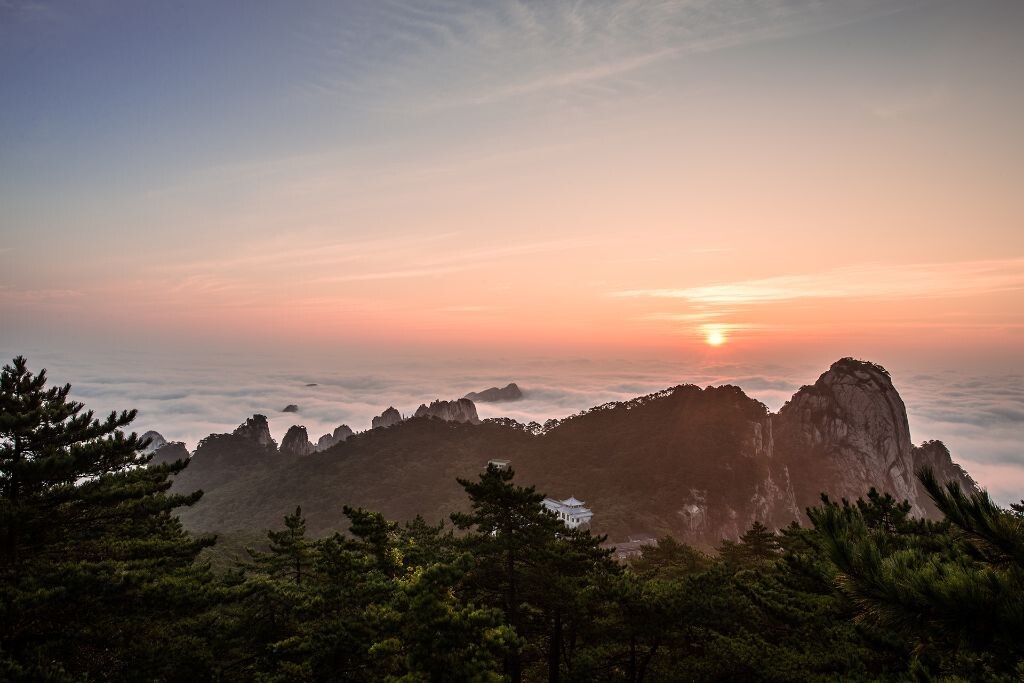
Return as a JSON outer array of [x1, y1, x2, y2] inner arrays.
[[372, 407, 403, 429], [281, 425, 315, 456], [232, 414, 277, 451], [414, 398, 480, 424], [316, 424, 354, 452], [465, 383, 523, 402]]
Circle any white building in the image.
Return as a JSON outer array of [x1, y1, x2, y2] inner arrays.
[[543, 496, 593, 529]]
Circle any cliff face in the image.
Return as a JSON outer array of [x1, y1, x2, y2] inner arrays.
[[372, 407, 403, 429], [232, 414, 277, 451], [316, 425, 354, 452], [772, 358, 961, 516], [414, 398, 480, 424], [911, 440, 979, 517], [281, 426, 315, 456]]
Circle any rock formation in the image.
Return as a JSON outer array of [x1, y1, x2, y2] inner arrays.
[[140, 430, 167, 454], [282, 404, 299, 413], [911, 440, 979, 517], [148, 441, 190, 467], [372, 407, 403, 429], [232, 414, 277, 450], [316, 424, 354, 452], [772, 358, 974, 517], [281, 425, 315, 456], [414, 398, 480, 424], [464, 383, 523, 402]]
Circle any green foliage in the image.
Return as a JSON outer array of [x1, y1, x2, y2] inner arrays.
[[0, 356, 218, 680], [811, 469, 1024, 680]]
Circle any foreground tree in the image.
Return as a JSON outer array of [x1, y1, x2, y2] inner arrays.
[[0, 356, 216, 680], [452, 464, 615, 682], [812, 468, 1024, 679]]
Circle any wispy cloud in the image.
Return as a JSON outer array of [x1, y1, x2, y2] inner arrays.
[[612, 258, 1024, 305], [313, 237, 603, 284], [297, 0, 927, 110], [0, 286, 83, 303]]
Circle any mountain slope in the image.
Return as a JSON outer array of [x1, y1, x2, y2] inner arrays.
[[171, 359, 979, 545]]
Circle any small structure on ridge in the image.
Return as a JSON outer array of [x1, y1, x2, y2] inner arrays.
[[543, 496, 593, 529]]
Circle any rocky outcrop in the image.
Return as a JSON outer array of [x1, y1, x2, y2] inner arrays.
[[465, 383, 523, 402], [772, 358, 974, 517], [316, 425, 354, 452], [148, 441, 190, 467], [233, 414, 277, 451], [911, 439, 979, 516], [414, 398, 480, 424], [372, 407, 403, 429], [140, 430, 167, 454], [281, 426, 315, 456], [282, 404, 299, 413]]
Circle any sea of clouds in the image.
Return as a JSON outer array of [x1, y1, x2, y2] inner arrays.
[[5, 349, 1021, 504]]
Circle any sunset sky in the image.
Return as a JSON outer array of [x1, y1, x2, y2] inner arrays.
[[2, 0, 1022, 363]]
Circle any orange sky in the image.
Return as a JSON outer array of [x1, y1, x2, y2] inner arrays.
[[1, 0, 1023, 367]]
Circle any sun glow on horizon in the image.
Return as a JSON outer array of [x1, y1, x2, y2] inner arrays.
[[705, 328, 726, 346]]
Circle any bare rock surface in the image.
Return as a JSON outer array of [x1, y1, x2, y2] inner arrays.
[[371, 407, 403, 429], [316, 424, 354, 451], [414, 398, 480, 424], [281, 425, 315, 456], [232, 414, 277, 450]]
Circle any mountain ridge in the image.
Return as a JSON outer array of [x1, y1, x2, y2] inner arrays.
[[169, 358, 979, 545]]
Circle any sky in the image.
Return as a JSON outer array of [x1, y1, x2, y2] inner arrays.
[[1, 1, 1022, 498]]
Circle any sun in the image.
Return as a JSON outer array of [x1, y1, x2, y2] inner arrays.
[[705, 329, 726, 346]]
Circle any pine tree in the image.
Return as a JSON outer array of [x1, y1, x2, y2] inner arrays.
[[718, 520, 780, 566], [810, 469, 1024, 679], [0, 356, 216, 679], [247, 505, 313, 585], [452, 464, 557, 682], [452, 464, 615, 682]]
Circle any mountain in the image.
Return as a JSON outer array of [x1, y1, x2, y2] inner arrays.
[[140, 430, 168, 453], [371, 407, 403, 429], [170, 359, 979, 546], [414, 398, 480, 424], [316, 425, 354, 452], [281, 426, 315, 456], [150, 442, 190, 466], [465, 383, 523, 402], [232, 414, 276, 450]]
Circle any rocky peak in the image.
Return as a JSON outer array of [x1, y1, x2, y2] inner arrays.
[[232, 414, 277, 451], [911, 440, 980, 515], [414, 398, 480, 424], [316, 424, 354, 452], [148, 441, 190, 467], [140, 430, 167, 454], [775, 358, 921, 514], [372, 407, 403, 429], [281, 425, 315, 456], [464, 382, 523, 402]]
